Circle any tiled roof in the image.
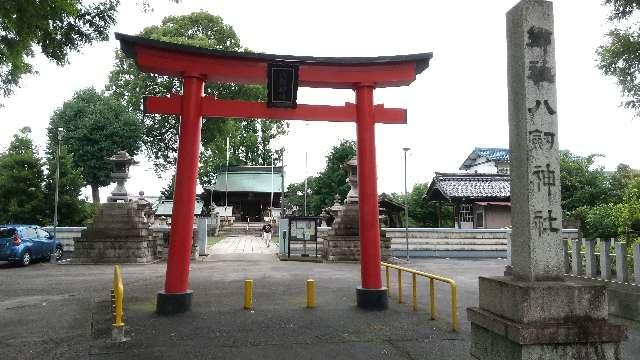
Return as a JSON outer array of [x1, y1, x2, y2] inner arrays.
[[424, 173, 510, 201], [154, 200, 204, 216], [459, 148, 510, 170]]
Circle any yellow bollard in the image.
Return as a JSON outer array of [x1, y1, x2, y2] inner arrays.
[[451, 283, 458, 332], [306, 279, 315, 308], [112, 265, 125, 342], [113, 265, 124, 327], [429, 278, 436, 320], [412, 273, 417, 311], [244, 279, 253, 310], [385, 266, 390, 296], [397, 269, 403, 304]]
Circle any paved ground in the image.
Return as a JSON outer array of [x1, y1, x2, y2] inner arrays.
[[209, 234, 277, 254], [0, 240, 638, 359]]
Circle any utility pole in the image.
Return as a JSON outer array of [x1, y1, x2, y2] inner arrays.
[[51, 128, 63, 264], [403, 147, 410, 261]]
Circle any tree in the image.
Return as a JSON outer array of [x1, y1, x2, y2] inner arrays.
[[48, 87, 143, 203], [43, 145, 92, 225], [0, 0, 119, 98], [390, 183, 454, 228], [559, 151, 610, 217], [0, 127, 46, 224], [285, 140, 356, 216], [106, 11, 287, 186], [597, 0, 640, 115]]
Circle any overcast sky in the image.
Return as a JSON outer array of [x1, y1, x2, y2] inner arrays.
[[0, 0, 638, 201]]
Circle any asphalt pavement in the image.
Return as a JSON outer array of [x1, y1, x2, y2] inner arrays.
[[0, 253, 637, 359]]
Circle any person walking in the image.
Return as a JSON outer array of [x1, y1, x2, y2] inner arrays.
[[261, 222, 273, 247]]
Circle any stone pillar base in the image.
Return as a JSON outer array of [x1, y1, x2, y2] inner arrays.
[[156, 290, 193, 315], [468, 276, 626, 360], [356, 287, 388, 310]]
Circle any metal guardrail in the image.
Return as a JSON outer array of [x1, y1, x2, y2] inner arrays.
[[381, 262, 457, 331], [111, 265, 125, 341]]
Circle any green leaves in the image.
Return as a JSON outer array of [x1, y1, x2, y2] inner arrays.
[[105, 12, 287, 183], [285, 140, 356, 216], [598, 0, 640, 115], [0, 129, 45, 224], [0, 0, 119, 98], [48, 87, 142, 202]]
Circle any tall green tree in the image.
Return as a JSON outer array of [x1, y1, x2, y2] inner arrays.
[[285, 140, 356, 216], [43, 145, 92, 225], [48, 87, 143, 203], [0, 127, 46, 224], [0, 0, 119, 98], [559, 151, 610, 217], [598, 0, 640, 114], [106, 11, 287, 186]]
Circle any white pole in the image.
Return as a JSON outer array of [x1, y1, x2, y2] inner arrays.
[[304, 151, 308, 216], [51, 128, 63, 264], [225, 137, 229, 222], [270, 155, 274, 219], [403, 147, 410, 261]]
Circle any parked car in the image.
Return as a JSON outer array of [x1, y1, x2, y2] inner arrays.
[[0, 225, 63, 266]]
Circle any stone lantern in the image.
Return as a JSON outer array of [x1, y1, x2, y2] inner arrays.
[[107, 151, 138, 202], [344, 157, 359, 204]]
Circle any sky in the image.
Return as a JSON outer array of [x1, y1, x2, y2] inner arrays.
[[0, 0, 638, 202]]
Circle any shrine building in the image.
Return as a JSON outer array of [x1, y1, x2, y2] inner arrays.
[[424, 148, 511, 229]]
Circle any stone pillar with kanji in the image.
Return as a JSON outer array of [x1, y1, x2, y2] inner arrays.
[[467, 1, 626, 359]]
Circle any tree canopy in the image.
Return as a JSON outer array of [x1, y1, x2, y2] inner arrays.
[[106, 11, 287, 186], [0, 127, 45, 224], [598, 0, 640, 115], [285, 140, 356, 216], [390, 183, 453, 228], [48, 87, 143, 203], [0, 0, 119, 98]]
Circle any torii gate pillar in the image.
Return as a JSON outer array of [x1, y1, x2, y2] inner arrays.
[[354, 85, 386, 307], [115, 33, 431, 314]]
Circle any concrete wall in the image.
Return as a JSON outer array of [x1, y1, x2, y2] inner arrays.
[[383, 228, 579, 258], [43, 226, 85, 252]]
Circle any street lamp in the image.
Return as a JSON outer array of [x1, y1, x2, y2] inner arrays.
[[50, 127, 63, 264], [403, 147, 410, 261]]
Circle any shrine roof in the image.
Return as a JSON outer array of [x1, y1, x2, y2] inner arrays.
[[459, 148, 510, 170], [212, 169, 283, 193], [424, 173, 511, 202], [115, 33, 432, 73]]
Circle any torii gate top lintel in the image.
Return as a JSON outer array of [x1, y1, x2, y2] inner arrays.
[[115, 33, 432, 89]]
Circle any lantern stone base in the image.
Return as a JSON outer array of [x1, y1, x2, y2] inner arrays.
[[73, 202, 158, 264], [467, 276, 626, 360], [323, 203, 391, 262]]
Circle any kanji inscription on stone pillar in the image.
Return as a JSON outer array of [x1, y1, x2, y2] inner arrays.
[[508, 0, 564, 281]]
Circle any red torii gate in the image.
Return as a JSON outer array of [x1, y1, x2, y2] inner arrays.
[[115, 33, 431, 314]]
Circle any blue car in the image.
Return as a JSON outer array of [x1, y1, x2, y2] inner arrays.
[[0, 225, 63, 266]]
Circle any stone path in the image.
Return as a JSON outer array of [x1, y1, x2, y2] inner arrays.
[[209, 234, 278, 254]]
